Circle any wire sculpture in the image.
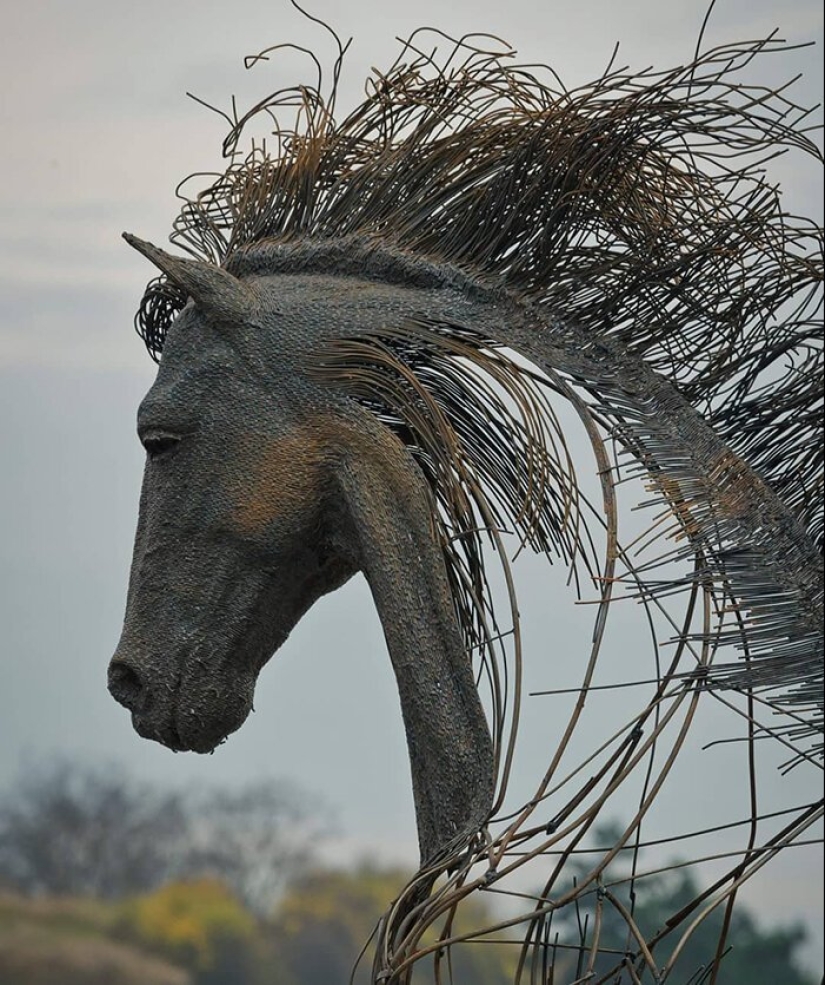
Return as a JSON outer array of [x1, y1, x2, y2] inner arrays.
[[117, 3, 823, 981]]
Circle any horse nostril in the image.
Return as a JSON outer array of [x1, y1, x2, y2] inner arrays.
[[108, 661, 145, 711]]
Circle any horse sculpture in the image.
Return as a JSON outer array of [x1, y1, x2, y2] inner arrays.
[[108, 13, 823, 983]]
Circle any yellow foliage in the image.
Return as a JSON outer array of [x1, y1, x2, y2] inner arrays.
[[274, 866, 517, 984], [123, 878, 255, 972], [278, 866, 404, 942]]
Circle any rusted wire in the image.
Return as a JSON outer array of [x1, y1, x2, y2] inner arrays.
[[129, 5, 823, 982]]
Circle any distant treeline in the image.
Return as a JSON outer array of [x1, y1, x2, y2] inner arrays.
[[0, 762, 816, 985]]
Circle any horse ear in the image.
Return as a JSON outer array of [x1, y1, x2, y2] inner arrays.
[[123, 233, 255, 325]]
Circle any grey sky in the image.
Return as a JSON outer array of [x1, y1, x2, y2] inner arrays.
[[1, 0, 822, 973]]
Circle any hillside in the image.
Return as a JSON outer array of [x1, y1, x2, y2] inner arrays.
[[0, 892, 190, 985]]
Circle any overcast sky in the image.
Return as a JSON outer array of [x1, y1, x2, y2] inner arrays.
[[1, 0, 822, 973]]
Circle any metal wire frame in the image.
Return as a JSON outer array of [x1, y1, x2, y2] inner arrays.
[[128, 5, 823, 981], [353, 353, 821, 982]]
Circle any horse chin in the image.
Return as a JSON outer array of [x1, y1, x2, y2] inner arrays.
[[132, 678, 255, 755], [132, 712, 189, 752]]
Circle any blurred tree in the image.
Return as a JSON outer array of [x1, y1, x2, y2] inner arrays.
[[0, 761, 187, 898], [2, 766, 814, 985], [0, 849, 816, 984], [180, 781, 328, 915], [270, 864, 516, 985], [0, 761, 327, 913], [550, 823, 816, 985], [120, 878, 262, 985]]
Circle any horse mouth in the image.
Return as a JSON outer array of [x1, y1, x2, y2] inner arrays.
[[133, 712, 187, 752], [120, 672, 255, 755], [131, 703, 247, 754]]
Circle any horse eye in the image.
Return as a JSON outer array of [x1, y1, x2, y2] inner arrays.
[[141, 433, 180, 459]]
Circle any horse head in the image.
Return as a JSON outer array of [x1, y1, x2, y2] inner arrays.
[[109, 237, 497, 863]]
